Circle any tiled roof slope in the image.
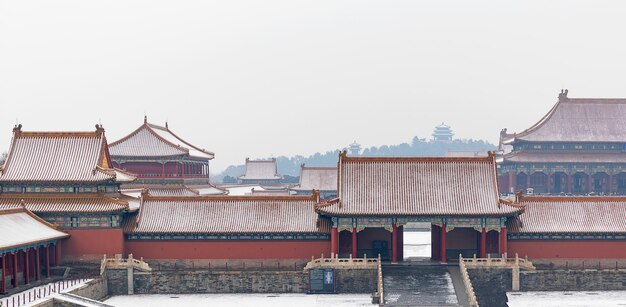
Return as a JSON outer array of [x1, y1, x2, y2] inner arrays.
[[238, 158, 282, 180], [0, 194, 129, 213], [508, 196, 626, 233], [126, 194, 329, 234], [502, 92, 626, 143], [109, 117, 214, 159], [0, 207, 69, 252], [292, 165, 338, 192], [0, 125, 135, 183], [317, 152, 521, 217]]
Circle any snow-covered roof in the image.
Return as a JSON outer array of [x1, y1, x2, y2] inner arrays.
[[502, 92, 626, 144], [238, 158, 282, 181], [0, 125, 135, 183], [0, 194, 130, 213], [109, 117, 214, 160], [317, 151, 521, 217], [0, 207, 69, 252], [292, 165, 337, 192], [124, 193, 329, 234], [508, 196, 626, 233]]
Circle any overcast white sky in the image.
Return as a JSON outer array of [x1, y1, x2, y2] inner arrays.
[[1, 1, 625, 172]]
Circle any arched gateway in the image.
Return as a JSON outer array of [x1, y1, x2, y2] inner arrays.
[[316, 151, 523, 263]]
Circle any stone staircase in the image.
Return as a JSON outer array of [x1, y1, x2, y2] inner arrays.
[[382, 264, 460, 307]]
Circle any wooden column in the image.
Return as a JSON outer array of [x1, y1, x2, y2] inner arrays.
[[440, 223, 447, 263], [567, 174, 572, 194], [12, 252, 18, 288], [500, 227, 508, 257], [45, 246, 50, 278], [480, 227, 487, 258], [181, 162, 185, 177], [609, 174, 614, 194], [587, 173, 593, 194], [330, 228, 338, 257], [161, 163, 165, 177], [24, 249, 29, 284], [508, 171, 516, 193], [54, 243, 62, 266], [391, 223, 398, 263], [35, 248, 41, 281], [351, 227, 357, 258], [1, 254, 6, 294], [547, 173, 552, 194]]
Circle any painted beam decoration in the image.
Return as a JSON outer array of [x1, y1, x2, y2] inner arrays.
[[126, 233, 330, 240], [509, 233, 626, 240], [333, 216, 506, 232]]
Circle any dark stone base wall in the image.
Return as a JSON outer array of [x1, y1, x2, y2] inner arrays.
[[467, 268, 512, 307], [335, 269, 377, 293], [107, 269, 308, 295], [106, 268, 377, 295], [468, 268, 626, 307], [521, 270, 626, 291]]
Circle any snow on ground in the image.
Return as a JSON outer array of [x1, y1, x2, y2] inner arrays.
[[403, 230, 431, 259], [507, 291, 626, 307], [104, 293, 372, 307]]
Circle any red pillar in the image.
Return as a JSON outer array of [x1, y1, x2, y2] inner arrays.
[[567, 174, 572, 193], [609, 174, 614, 194], [391, 223, 398, 263], [440, 223, 447, 263], [182, 162, 185, 177], [479, 227, 487, 258], [330, 228, 339, 257], [35, 248, 41, 281], [351, 228, 357, 258], [45, 246, 50, 278], [431, 224, 440, 261], [508, 171, 516, 193], [1, 254, 5, 294], [587, 173, 593, 194], [499, 227, 508, 257], [161, 163, 165, 177], [54, 243, 62, 266], [24, 249, 29, 284], [547, 173, 552, 194], [12, 253, 18, 288]]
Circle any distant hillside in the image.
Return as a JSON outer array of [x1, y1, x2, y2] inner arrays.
[[214, 137, 496, 183]]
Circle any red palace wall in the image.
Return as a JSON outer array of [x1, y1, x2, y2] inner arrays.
[[509, 240, 626, 259], [125, 240, 330, 260], [61, 228, 125, 263]]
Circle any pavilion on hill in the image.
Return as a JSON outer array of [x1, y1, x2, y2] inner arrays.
[[109, 117, 214, 185], [290, 164, 338, 199], [0, 124, 136, 264], [237, 158, 282, 185], [499, 90, 626, 195], [432, 123, 454, 142]]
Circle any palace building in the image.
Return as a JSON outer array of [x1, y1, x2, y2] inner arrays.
[[290, 164, 337, 199], [0, 207, 68, 293], [109, 117, 214, 185], [499, 90, 626, 195], [316, 152, 522, 262], [122, 192, 330, 261], [0, 125, 137, 265], [238, 158, 282, 185]]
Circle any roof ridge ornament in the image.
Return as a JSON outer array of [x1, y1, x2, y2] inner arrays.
[[144, 115, 147, 124], [558, 89, 569, 102], [13, 124, 22, 134]]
